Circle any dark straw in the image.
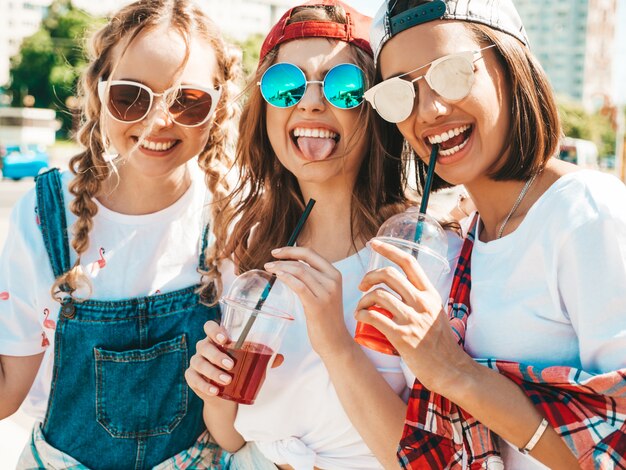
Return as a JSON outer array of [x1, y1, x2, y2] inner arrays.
[[414, 144, 439, 243], [234, 198, 316, 349]]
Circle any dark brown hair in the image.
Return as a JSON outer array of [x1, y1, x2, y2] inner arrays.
[[467, 23, 561, 181], [210, 4, 409, 277], [386, 0, 561, 193]]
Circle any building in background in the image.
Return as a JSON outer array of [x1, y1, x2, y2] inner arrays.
[[0, 0, 52, 88], [515, 0, 618, 111], [73, 0, 294, 40], [192, 0, 293, 40], [0, 0, 293, 89]]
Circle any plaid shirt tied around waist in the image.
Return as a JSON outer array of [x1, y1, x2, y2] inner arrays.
[[398, 215, 626, 469]]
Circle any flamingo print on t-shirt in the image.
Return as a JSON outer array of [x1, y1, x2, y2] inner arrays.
[[43, 308, 56, 330], [89, 247, 107, 276]]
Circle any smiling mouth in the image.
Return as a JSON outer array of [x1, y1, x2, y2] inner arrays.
[[290, 127, 340, 161], [132, 137, 181, 152], [427, 125, 473, 156]]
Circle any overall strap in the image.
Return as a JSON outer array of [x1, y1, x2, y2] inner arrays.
[[197, 193, 219, 305], [197, 189, 215, 272], [198, 224, 211, 272], [35, 169, 72, 278]]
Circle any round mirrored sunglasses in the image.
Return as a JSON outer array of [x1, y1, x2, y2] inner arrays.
[[364, 45, 496, 123], [97, 80, 221, 127], [258, 62, 366, 110]]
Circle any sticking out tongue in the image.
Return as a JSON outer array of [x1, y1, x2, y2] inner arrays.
[[297, 137, 336, 161]]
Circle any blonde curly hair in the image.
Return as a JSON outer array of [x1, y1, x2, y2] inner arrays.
[[52, 0, 241, 304]]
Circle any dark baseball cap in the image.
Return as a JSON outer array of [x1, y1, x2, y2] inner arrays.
[[371, 0, 529, 63]]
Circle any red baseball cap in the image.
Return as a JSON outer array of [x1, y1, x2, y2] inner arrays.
[[259, 0, 373, 64]]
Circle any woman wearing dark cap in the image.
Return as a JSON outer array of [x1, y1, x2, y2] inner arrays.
[[185, 1, 460, 468], [356, 0, 626, 468]]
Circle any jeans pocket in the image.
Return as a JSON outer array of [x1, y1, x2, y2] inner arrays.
[[94, 334, 188, 438]]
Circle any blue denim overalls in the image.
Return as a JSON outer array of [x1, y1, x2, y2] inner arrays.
[[34, 169, 220, 469]]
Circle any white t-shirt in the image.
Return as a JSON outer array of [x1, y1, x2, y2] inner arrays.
[[465, 170, 626, 468], [0, 164, 209, 421], [233, 235, 460, 470]]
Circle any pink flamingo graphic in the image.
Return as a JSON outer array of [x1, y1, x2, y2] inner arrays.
[[0, 292, 9, 300], [43, 308, 56, 330], [35, 207, 40, 226], [41, 332, 50, 348], [90, 247, 107, 275]]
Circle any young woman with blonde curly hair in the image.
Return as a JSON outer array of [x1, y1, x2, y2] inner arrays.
[[0, 0, 240, 467]]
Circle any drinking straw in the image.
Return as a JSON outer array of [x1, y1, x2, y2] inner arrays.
[[234, 198, 316, 349], [414, 144, 439, 244]]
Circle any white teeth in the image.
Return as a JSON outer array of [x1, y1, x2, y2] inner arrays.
[[439, 138, 470, 156], [293, 127, 338, 139], [426, 124, 471, 145], [140, 139, 177, 151]]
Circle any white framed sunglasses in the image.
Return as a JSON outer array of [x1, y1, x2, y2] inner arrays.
[[364, 44, 496, 123], [97, 79, 221, 127]]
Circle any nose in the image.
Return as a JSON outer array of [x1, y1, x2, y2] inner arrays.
[[414, 80, 452, 124], [145, 98, 174, 128], [297, 81, 326, 113]]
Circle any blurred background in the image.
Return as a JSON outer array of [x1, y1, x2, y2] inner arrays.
[[0, 0, 624, 467]]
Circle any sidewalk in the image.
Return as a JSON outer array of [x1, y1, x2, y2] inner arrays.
[[0, 410, 35, 469], [0, 142, 73, 469]]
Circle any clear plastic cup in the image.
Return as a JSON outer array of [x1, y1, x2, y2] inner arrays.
[[219, 269, 295, 404], [355, 210, 449, 355]]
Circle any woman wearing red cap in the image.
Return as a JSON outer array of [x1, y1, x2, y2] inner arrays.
[[185, 1, 459, 468], [356, 0, 626, 469]]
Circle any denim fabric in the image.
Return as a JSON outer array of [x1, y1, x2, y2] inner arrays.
[[34, 169, 220, 470]]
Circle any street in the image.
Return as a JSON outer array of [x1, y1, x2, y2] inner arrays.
[[0, 144, 76, 246], [0, 179, 33, 248], [0, 144, 74, 469]]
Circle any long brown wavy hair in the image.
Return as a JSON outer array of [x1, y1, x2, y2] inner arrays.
[[210, 4, 410, 282], [51, 0, 241, 302]]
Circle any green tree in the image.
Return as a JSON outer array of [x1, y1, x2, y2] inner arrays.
[[8, 0, 104, 136], [558, 97, 616, 158], [235, 33, 265, 79]]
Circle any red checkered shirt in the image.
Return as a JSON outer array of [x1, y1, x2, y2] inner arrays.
[[398, 215, 626, 469]]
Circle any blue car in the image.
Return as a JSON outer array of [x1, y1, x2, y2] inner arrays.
[[1, 144, 50, 180]]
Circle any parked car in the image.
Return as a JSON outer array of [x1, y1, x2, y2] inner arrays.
[[558, 137, 599, 169], [0, 144, 50, 180]]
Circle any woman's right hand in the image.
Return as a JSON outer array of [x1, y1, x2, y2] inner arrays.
[[185, 320, 235, 401], [186, 321, 247, 452]]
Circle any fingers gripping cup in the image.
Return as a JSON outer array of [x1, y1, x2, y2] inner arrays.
[[219, 270, 295, 404], [355, 210, 450, 355]]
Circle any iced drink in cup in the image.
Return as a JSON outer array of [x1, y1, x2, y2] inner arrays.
[[355, 210, 449, 355], [219, 269, 294, 404]]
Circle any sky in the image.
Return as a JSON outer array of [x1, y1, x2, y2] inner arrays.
[[344, 0, 381, 16]]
